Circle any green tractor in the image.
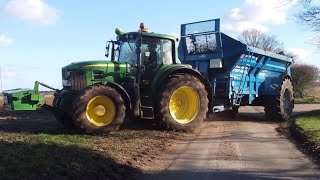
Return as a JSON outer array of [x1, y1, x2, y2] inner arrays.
[[54, 24, 211, 134]]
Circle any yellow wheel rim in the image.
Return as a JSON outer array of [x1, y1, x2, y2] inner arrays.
[[169, 86, 200, 124], [86, 96, 116, 127]]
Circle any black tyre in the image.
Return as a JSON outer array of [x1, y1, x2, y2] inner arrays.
[[265, 77, 294, 121], [226, 106, 239, 118], [53, 95, 74, 129], [156, 74, 208, 132], [72, 85, 126, 134]]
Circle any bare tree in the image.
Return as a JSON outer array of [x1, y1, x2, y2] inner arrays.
[[281, 0, 320, 46], [291, 63, 320, 98], [295, 0, 320, 31], [238, 29, 284, 53]]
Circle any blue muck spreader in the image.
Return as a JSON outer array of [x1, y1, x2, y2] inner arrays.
[[179, 19, 294, 120]]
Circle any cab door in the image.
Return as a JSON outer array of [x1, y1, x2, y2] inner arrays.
[[140, 37, 174, 86], [139, 37, 174, 118]]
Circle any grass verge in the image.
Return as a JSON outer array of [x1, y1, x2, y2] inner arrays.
[[277, 110, 320, 166], [295, 110, 320, 145], [295, 97, 320, 104]]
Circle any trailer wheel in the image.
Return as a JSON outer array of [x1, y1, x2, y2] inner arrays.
[[279, 77, 294, 120], [53, 96, 74, 129], [156, 74, 208, 132], [265, 77, 294, 121], [72, 85, 126, 134]]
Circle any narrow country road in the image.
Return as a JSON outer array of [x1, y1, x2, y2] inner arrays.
[[141, 104, 320, 180]]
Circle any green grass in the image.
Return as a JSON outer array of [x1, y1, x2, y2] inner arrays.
[[295, 110, 320, 144], [295, 97, 320, 104]]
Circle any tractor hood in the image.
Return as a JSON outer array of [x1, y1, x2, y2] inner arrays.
[[61, 60, 130, 90], [62, 60, 129, 70]]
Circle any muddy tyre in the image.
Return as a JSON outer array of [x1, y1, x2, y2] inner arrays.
[[53, 95, 74, 129], [156, 74, 208, 132], [72, 85, 126, 135], [265, 77, 294, 121]]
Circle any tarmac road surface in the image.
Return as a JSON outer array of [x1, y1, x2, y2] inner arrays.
[[141, 104, 320, 180]]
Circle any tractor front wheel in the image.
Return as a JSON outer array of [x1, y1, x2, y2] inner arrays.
[[72, 85, 126, 134], [53, 95, 74, 129], [156, 74, 208, 132]]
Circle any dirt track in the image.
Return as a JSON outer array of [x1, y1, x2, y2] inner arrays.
[[140, 104, 320, 180]]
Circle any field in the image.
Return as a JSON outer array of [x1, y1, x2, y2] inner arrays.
[[0, 93, 180, 179]]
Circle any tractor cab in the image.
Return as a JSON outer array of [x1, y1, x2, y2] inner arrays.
[[103, 25, 182, 118], [109, 25, 179, 86]]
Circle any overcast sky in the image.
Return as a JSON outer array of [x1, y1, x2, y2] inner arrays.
[[0, 0, 319, 91]]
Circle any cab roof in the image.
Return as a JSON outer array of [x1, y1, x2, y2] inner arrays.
[[121, 32, 177, 41]]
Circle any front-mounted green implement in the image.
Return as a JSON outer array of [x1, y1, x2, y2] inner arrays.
[[2, 81, 58, 110]]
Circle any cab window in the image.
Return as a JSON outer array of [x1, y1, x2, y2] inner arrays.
[[141, 37, 173, 66]]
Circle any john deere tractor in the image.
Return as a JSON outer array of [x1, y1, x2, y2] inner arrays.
[[53, 24, 211, 134]]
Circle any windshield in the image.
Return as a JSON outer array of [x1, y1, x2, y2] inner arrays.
[[118, 39, 137, 63], [118, 35, 174, 66], [141, 37, 173, 65]]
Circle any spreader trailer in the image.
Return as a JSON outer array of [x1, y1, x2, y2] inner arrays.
[[179, 19, 294, 120]]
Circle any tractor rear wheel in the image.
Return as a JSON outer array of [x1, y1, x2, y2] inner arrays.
[[53, 95, 74, 129], [72, 85, 126, 134], [156, 74, 208, 132], [265, 77, 294, 121]]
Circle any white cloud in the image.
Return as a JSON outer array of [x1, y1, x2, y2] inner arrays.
[[287, 48, 312, 61], [223, 21, 267, 33], [3, 0, 60, 26], [222, 0, 298, 34], [0, 34, 13, 47]]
